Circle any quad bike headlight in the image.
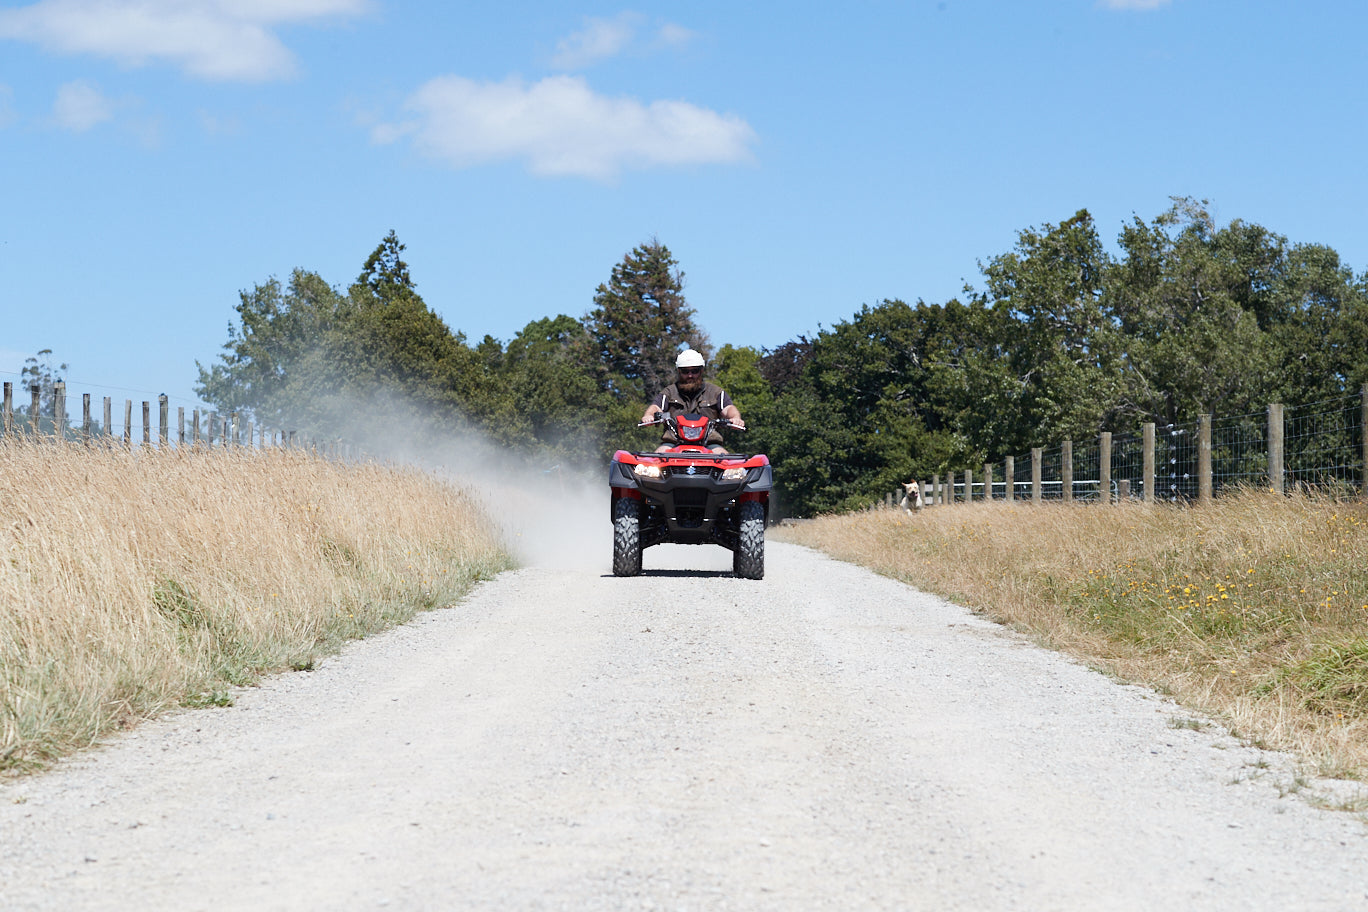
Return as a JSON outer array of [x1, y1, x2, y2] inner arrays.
[[633, 463, 663, 479], [720, 466, 749, 481], [680, 425, 705, 441]]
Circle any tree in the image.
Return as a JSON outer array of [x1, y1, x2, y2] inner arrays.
[[758, 300, 967, 515], [18, 348, 69, 418], [197, 233, 497, 440], [712, 344, 773, 420], [357, 229, 415, 298], [757, 336, 813, 394], [196, 269, 349, 425], [583, 240, 711, 404], [497, 315, 616, 459], [1108, 199, 1277, 425], [966, 209, 1124, 449], [1261, 241, 1366, 405]]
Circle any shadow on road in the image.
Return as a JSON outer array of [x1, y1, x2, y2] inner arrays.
[[599, 569, 737, 579]]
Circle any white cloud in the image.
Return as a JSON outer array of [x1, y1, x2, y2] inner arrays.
[[552, 12, 642, 70], [52, 79, 113, 131], [373, 74, 755, 181], [0, 0, 370, 82], [550, 12, 696, 70], [656, 23, 696, 49], [1098, 0, 1172, 9]]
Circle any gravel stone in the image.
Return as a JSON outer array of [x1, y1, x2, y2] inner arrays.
[[2, 541, 1367, 910]]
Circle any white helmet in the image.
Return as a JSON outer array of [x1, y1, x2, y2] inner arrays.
[[676, 349, 705, 369]]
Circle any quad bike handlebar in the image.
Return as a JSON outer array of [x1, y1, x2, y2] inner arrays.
[[638, 414, 746, 432]]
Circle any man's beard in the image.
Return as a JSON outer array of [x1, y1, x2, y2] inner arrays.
[[677, 376, 703, 395]]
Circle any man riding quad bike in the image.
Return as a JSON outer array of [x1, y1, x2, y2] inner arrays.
[[608, 411, 772, 579]]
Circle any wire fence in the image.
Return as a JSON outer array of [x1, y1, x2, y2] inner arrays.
[[1286, 393, 1363, 492], [895, 387, 1368, 509], [0, 381, 344, 455]]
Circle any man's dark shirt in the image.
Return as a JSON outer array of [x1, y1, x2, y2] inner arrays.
[[651, 381, 732, 446]]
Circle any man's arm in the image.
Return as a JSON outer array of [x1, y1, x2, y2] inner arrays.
[[641, 392, 666, 424], [722, 402, 745, 430]]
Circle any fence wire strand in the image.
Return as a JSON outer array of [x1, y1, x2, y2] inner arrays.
[[904, 391, 1368, 509]]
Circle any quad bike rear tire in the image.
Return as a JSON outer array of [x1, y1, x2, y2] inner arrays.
[[733, 500, 765, 580], [612, 497, 642, 577]]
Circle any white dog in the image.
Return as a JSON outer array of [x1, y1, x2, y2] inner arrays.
[[899, 480, 922, 512]]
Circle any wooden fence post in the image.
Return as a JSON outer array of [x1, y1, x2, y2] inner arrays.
[[1004, 455, 1014, 503], [142, 401, 151, 445], [1361, 383, 1368, 500], [1031, 447, 1042, 504], [1143, 422, 1155, 504], [30, 385, 41, 436], [178, 407, 185, 446], [2, 382, 11, 437], [1100, 432, 1112, 504], [103, 397, 112, 441], [53, 381, 65, 442], [82, 393, 91, 446], [965, 468, 973, 503], [208, 412, 217, 447], [192, 409, 201, 447], [983, 463, 994, 502], [932, 474, 940, 506], [159, 395, 169, 446], [1268, 403, 1284, 495], [1198, 414, 1212, 503], [1062, 439, 1073, 503], [123, 399, 132, 447]]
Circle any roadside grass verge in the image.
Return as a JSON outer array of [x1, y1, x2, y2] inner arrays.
[[1, 440, 513, 774], [774, 491, 1368, 778]]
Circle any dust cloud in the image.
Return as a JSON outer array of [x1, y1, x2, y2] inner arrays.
[[269, 389, 611, 571], [267, 383, 781, 573]]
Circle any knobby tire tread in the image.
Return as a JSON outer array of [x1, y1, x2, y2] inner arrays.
[[612, 498, 642, 577], [735, 501, 765, 579]]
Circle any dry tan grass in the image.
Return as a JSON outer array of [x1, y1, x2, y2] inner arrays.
[[775, 492, 1368, 777], [0, 440, 512, 772]]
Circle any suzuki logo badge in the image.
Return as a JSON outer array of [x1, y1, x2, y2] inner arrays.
[[687, 465, 697, 476]]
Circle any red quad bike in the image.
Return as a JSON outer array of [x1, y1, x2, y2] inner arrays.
[[609, 413, 773, 579]]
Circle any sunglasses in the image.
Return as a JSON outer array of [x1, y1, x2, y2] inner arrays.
[[678, 367, 703, 375]]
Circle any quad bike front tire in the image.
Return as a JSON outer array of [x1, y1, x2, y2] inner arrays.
[[612, 497, 642, 577], [733, 500, 765, 580]]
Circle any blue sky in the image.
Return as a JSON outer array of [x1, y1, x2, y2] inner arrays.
[[2, 0, 1367, 414]]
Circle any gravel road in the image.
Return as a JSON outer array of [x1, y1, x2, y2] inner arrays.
[[3, 538, 1368, 911]]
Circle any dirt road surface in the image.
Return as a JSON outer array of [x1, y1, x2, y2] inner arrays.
[[3, 540, 1367, 910]]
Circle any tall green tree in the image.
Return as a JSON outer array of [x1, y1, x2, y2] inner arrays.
[[757, 336, 813, 394], [497, 314, 616, 459], [759, 300, 966, 514], [1261, 241, 1367, 405], [196, 269, 348, 424], [1108, 199, 1277, 425], [197, 233, 495, 438], [961, 210, 1123, 450], [583, 239, 711, 404]]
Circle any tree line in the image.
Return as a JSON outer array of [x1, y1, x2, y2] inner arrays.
[[193, 200, 1368, 516]]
